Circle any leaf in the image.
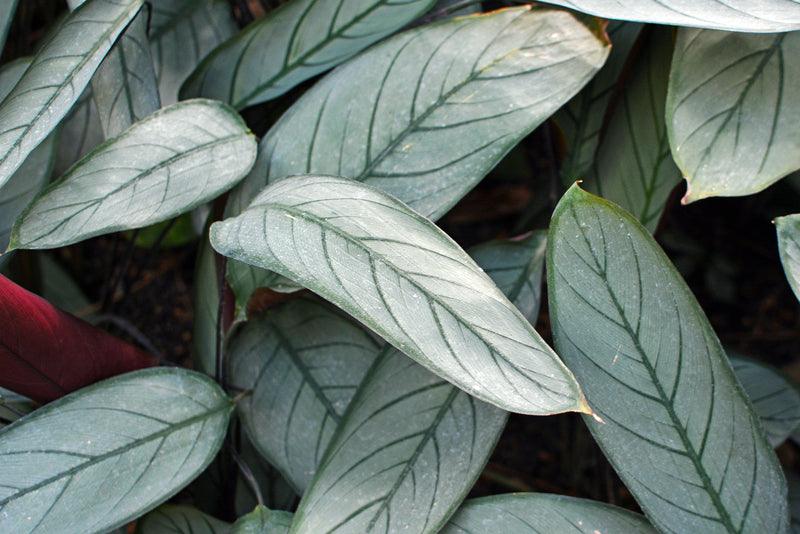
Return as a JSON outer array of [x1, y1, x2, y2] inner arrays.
[[0, 0, 18, 52], [180, 0, 436, 109], [730, 354, 800, 447], [777, 213, 800, 303], [547, 185, 788, 533], [584, 26, 680, 232], [53, 88, 104, 177], [442, 493, 656, 533], [226, 5, 608, 315], [467, 231, 546, 324], [790, 471, 800, 534], [555, 21, 642, 183], [193, 234, 220, 375], [150, 0, 238, 105], [0, 274, 157, 403], [234, 435, 296, 516], [0, 387, 34, 429], [38, 254, 92, 316], [0, 0, 143, 190], [537, 0, 800, 32], [291, 347, 507, 533], [137, 504, 231, 533], [228, 297, 383, 493], [212, 176, 587, 415], [10, 99, 257, 250], [667, 30, 800, 203], [232, 505, 292, 534], [0, 368, 232, 533]]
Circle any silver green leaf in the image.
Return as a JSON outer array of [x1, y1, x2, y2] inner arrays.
[[53, 88, 104, 177], [731, 355, 800, 447], [0, 387, 34, 430], [226, 5, 608, 308], [442, 493, 656, 533], [232, 505, 292, 534], [150, 0, 238, 105], [38, 254, 92, 316], [538, 0, 800, 32], [547, 185, 787, 533], [556, 21, 642, 183], [667, 30, 800, 203], [10, 99, 256, 250], [137, 505, 231, 534], [181, 0, 436, 109], [0, 0, 143, 190], [212, 175, 587, 416], [467, 231, 546, 324], [291, 348, 507, 533], [0, 368, 232, 534], [0, 0, 18, 53], [585, 26, 680, 232], [777, 213, 800, 303], [234, 435, 296, 516], [228, 298, 383, 493], [193, 234, 219, 375]]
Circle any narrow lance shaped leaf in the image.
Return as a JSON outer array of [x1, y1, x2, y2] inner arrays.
[[150, 0, 238, 105], [442, 494, 656, 533], [0, 0, 143, 190], [667, 30, 800, 203], [537, 0, 800, 32], [585, 26, 680, 232], [10, 99, 257, 250], [53, 88, 104, 176], [226, 6, 608, 301], [212, 175, 587, 416], [0, 368, 232, 534], [181, 0, 436, 109], [547, 185, 787, 533], [137, 504, 231, 534], [731, 354, 800, 448], [233, 505, 292, 534], [0, 0, 18, 53], [776, 213, 800, 303], [193, 234, 220, 375], [0, 274, 157, 403]]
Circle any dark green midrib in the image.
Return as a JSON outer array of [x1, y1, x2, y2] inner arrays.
[[568, 204, 739, 532], [0, 402, 230, 507]]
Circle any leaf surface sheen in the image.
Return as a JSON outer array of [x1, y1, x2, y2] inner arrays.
[[667, 29, 800, 202], [0, 0, 143, 190], [181, 0, 436, 109], [11, 99, 256, 250], [547, 186, 788, 533], [777, 213, 800, 303], [0, 368, 232, 534], [137, 504, 231, 534]]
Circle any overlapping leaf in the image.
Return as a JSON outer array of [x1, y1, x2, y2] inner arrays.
[[150, 0, 238, 104], [777, 213, 800, 302], [181, 0, 436, 109], [667, 30, 800, 202], [0, 274, 157, 403], [212, 175, 586, 415], [0, 387, 34, 429], [10, 99, 256, 250], [234, 435, 296, 516], [38, 254, 92, 316], [548, 186, 787, 533], [0, 368, 232, 533], [292, 348, 507, 533], [53, 88, 104, 176], [232, 506, 292, 534], [442, 494, 656, 533], [538, 0, 800, 32], [193, 235, 220, 375], [0, 0, 142, 190], [137, 504, 231, 533], [0, 0, 18, 52], [585, 26, 680, 231], [224, 6, 608, 300]]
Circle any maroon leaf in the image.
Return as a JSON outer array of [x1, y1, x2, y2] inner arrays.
[[0, 274, 158, 403]]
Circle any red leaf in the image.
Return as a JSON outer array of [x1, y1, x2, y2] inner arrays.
[[0, 274, 158, 403]]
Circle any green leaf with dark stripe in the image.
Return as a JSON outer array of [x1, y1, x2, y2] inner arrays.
[[667, 29, 800, 203], [181, 0, 436, 109], [232, 505, 292, 534], [193, 234, 220, 375], [777, 213, 800, 303], [137, 505, 231, 533], [212, 175, 587, 415], [0, 368, 232, 533], [547, 185, 787, 533]]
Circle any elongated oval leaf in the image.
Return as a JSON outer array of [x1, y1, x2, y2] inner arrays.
[[442, 493, 656, 533], [777, 213, 800, 303], [193, 234, 220, 376], [538, 0, 800, 32], [0, 1, 18, 54], [233, 506, 292, 534], [731, 355, 800, 447], [150, 0, 238, 105], [181, 0, 436, 109], [53, 88, 104, 176], [228, 297, 383, 493], [547, 185, 787, 533], [10, 99, 256, 250], [292, 347, 507, 533], [0, 368, 232, 533], [667, 30, 800, 202], [585, 26, 680, 231], [0, 274, 157, 403], [212, 175, 586, 415], [0, 0, 142, 190], [138, 504, 231, 534]]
